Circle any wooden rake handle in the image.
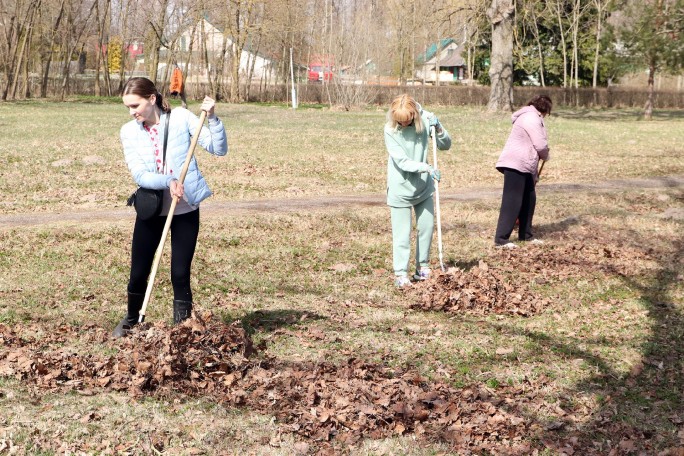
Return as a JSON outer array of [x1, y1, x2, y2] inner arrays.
[[432, 126, 445, 272]]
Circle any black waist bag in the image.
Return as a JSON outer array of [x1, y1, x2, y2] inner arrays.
[[127, 188, 163, 220], [127, 113, 170, 221]]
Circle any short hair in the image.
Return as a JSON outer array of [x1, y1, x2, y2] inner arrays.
[[527, 94, 552, 115], [122, 77, 171, 113]]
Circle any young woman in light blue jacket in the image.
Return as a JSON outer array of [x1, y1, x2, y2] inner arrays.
[[384, 94, 451, 288], [113, 77, 228, 337]]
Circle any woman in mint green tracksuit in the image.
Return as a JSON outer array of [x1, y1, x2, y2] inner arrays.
[[384, 94, 452, 288]]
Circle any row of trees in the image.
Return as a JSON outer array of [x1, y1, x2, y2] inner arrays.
[[0, 0, 682, 115], [483, 0, 684, 117]]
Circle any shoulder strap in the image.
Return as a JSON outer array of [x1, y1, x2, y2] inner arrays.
[[162, 111, 170, 168]]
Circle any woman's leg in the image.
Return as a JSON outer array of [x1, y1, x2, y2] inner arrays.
[[414, 196, 434, 271], [494, 168, 527, 245], [390, 206, 412, 277], [128, 216, 165, 294], [114, 216, 165, 336], [518, 173, 537, 241], [170, 209, 200, 302]]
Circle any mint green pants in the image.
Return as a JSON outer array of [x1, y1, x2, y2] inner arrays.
[[390, 196, 434, 277]]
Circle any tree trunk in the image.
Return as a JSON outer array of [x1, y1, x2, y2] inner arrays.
[[644, 62, 656, 120], [94, 0, 102, 96], [149, 0, 169, 85], [435, 34, 441, 87], [531, 14, 545, 87], [41, 0, 65, 98], [245, 30, 262, 101], [230, 40, 241, 102], [554, 1, 568, 88], [102, 0, 112, 96], [592, 0, 607, 88], [214, 34, 229, 100], [9, 0, 40, 100], [486, 0, 514, 112], [571, 0, 582, 91], [1, 11, 20, 100], [229, 5, 242, 103], [22, 23, 33, 98]]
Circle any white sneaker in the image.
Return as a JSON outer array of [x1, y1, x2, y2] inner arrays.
[[394, 275, 411, 288], [496, 242, 517, 249], [530, 239, 544, 245], [413, 267, 431, 281]]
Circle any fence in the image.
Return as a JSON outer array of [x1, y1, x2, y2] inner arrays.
[[7, 75, 684, 109], [241, 84, 684, 109]]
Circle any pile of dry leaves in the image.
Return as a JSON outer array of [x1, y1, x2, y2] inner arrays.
[[0, 313, 254, 397], [411, 260, 549, 317], [0, 313, 536, 453], [411, 242, 650, 317]]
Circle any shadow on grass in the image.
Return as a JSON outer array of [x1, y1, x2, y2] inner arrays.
[[535, 215, 582, 237], [554, 231, 684, 451], [490, 210, 684, 452], [223, 308, 327, 336]]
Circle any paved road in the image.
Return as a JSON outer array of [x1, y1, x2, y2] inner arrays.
[[1, 175, 682, 228]]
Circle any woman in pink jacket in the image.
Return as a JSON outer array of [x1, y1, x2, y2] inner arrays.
[[494, 95, 552, 248]]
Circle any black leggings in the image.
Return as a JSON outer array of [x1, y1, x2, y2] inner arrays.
[[128, 209, 200, 302], [494, 168, 536, 245]]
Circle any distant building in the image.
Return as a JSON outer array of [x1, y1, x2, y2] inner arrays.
[[126, 41, 144, 61], [175, 18, 276, 81], [416, 38, 466, 84]]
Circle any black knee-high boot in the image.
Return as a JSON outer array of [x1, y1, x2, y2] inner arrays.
[[173, 300, 192, 324], [112, 292, 145, 338]]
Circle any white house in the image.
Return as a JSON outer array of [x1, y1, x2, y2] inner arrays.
[[175, 18, 276, 81], [415, 38, 467, 84]]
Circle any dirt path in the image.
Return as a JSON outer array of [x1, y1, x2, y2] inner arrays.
[[1, 175, 682, 229]]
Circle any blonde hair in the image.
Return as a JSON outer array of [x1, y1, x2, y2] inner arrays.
[[386, 94, 424, 133]]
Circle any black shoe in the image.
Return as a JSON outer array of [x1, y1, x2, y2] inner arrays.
[[112, 292, 145, 338], [112, 314, 139, 338], [173, 300, 192, 324]]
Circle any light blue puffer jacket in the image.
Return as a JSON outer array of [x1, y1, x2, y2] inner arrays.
[[120, 107, 228, 206]]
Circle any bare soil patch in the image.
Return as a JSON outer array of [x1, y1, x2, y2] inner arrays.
[[0, 175, 681, 229]]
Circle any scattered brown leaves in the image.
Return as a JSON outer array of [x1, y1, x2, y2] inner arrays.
[[0, 314, 536, 453], [411, 241, 652, 317], [0, 312, 254, 398]]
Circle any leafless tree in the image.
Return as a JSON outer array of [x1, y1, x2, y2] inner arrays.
[[591, 0, 612, 88], [486, 0, 515, 111]]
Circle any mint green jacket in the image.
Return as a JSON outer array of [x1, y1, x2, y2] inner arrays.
[[384, 110, 451, 207]]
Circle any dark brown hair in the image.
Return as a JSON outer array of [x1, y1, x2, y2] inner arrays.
[[122, 77, 171, 113], [527, 94, 552, 115]]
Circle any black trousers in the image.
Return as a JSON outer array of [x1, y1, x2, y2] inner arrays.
[[128, 209, 200, 302], [494, 168, 536, 245]]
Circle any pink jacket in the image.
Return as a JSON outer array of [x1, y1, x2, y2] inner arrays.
[[496, 105, 549, 176]]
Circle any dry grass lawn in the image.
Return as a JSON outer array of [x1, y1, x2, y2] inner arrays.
[[0, 99, 682, 455]]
